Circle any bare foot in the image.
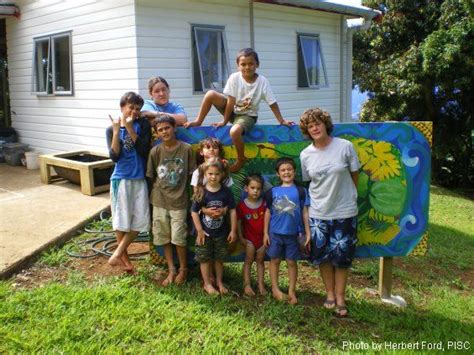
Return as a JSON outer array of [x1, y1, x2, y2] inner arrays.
[[175, 269, 188, 285], [108, 254, 125, 268], [203, 283, 219, 295], [218, 284, 229, 295], [184, 120, 202, 128], [244, 285, 256, 296], [229, 158, 247, 173], [258, 287, 268, 296], [161, 270, 177, 286], [288, 293, 298, 305], [272, 289, 288, 302]]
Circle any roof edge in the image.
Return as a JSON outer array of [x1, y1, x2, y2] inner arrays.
[[255, 0, 381, 20]]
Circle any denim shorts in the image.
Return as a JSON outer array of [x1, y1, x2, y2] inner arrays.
[[266, 233, 300, 260], [309, 217, 358, 268]]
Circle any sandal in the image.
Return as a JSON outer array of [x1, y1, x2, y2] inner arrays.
[[335, 305, 348, 318], [323, 300, 336, 309]]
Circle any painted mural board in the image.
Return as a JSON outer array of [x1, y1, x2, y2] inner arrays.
[[150, 122, 431, 264]]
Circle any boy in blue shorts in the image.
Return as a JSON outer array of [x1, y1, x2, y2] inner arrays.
[[264, 157, 311, 304]]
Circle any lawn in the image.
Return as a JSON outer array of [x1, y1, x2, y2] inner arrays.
[[1, 186, 473, 353]]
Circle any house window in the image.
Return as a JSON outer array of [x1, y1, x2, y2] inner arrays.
[[192, 25, 230, 93], [33, 32, 72, 95], [297, 34, 328, 88]]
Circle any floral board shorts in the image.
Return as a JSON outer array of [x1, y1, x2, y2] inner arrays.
[[309, 217, 358, 268]]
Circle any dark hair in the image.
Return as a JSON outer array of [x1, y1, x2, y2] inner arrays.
[[236, 48, 259, 66], [154, 114, 176, 127], [275, 157, 296, 172], [244, 173, 264, 187], [192, 158, 229, 203], [119, 92, 144, 109], [196, 137, 225, 165], [148, 76, 170, 94], [299, 107, 334, 137]]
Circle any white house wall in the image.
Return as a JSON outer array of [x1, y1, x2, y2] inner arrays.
[[7, 0, 138, 154], [136, 0, 343, 124]]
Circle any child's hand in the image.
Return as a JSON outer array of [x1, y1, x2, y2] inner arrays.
[[305, 233, 311, 249], [239, 237, 247, 246], [196, 230, 207, 246], [123, 116, 134, 130], [211, 120, 226, 128], [228, 231, 237, 243], [263, 234, 270, 247], [109, 115, 120, 133], [280, 120, 294, 127]]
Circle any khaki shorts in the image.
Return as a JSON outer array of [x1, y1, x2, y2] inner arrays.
[[152, 207, 188, 246], [231, 114, 257, 134]]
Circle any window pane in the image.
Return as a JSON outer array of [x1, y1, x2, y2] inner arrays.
[[193, 27, 229, 92], [34, 39, 50, 92], [301, 36, 319, 86], [53, 36, 71, 92]]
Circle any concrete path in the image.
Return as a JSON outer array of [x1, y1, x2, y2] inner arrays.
[[0, 164, 110, 279]]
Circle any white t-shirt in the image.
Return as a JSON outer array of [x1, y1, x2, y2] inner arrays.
[[223, 72, 277, 117], [190, 168, 234, 188], [300, 137, 360, 220]]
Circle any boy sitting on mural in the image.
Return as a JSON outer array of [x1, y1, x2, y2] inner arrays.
[[146, 115, 196, 286], [184, 48, 292, 172]]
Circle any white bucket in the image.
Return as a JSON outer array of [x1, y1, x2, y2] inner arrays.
[[25, 151, 40, 170]]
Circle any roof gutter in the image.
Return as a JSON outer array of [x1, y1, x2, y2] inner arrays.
[[256, 0, 381, 20], [0, 3, 20, 19]]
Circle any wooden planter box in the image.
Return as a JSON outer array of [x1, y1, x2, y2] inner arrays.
[[39, 151, 114, 196]]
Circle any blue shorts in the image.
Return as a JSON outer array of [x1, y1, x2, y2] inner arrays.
[[267, 233, 300, 260], [309, 217, 358, 268]]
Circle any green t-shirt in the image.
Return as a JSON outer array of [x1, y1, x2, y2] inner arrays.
[[146, 141, 196, 209]]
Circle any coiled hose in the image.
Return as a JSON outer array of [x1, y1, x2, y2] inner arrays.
[[65, 210, 149, 260]]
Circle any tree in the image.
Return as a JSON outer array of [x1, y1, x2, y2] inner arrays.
[[353, 0, 473, 187]]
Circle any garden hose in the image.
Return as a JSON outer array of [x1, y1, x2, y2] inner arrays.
[[65, 212, 150, 260]]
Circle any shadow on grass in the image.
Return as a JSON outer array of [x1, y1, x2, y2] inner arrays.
[[145, 262, 473, 351], [430, 185, 474, 201]]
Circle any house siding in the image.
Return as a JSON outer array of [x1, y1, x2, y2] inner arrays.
[[7, 0, 138, 153], [136, 0, 343, 124], [7, 0, 347, 153]]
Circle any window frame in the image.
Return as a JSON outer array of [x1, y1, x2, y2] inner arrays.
[[32, 31, 73, 96], [296, 33, 329, 90], [191, 24, 231, 94]]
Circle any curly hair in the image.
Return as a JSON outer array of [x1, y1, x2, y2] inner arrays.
[[196, 137, 225, 165], [299, 107, 334, 137]]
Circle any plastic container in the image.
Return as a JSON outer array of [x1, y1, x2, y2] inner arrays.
[[4, 143, 29, 166], [25, 151, 40, 170]]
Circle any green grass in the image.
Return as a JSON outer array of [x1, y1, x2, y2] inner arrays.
[[1, 186, 473, 353]]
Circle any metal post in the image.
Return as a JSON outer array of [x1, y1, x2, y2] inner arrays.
[[378, 257, 407, 307]]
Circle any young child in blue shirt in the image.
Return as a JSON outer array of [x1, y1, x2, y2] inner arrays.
[[264, 157, 311, 304], [106, 92, 151, 273]]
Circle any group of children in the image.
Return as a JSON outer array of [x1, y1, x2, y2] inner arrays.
[[106, 48, 311, 303]]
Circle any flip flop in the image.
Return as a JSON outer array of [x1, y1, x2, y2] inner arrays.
[[335, 305, 348, 318], [323, 300, 336, 309]]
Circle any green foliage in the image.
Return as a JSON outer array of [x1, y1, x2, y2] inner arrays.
[[38, 247, 69, 267], [354, 0, 474, 188]]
